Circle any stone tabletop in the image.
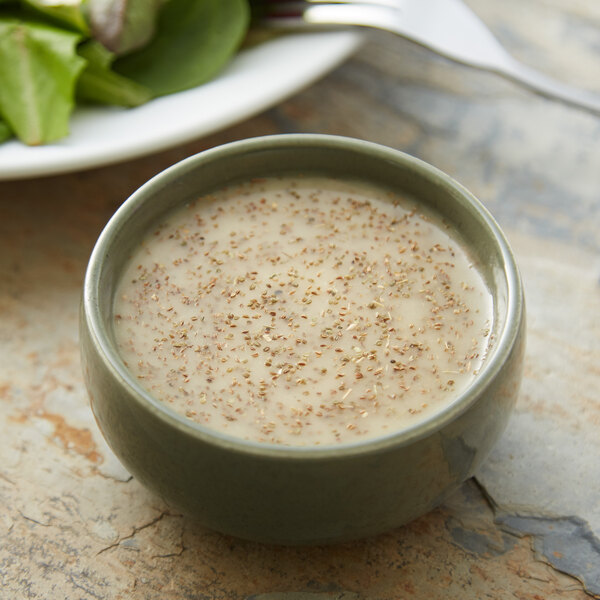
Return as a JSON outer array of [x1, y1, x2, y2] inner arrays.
[[1, 1, 599, 598]]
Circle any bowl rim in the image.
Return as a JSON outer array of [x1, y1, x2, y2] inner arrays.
[[83, 133, 523, 460]]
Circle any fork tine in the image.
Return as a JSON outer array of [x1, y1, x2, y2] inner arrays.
[[253, 1, 400, 26], [253, 0, 402, 18], [304, 0, 404, 6]]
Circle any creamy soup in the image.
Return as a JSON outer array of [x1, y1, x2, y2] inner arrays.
[[113, 176, 493, 445]]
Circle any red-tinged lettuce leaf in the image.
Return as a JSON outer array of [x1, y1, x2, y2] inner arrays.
[[0, 18, 84, 145], [87, 0, 164, 56], [76, 39, 153, 106], [114, 0, 249, 97]]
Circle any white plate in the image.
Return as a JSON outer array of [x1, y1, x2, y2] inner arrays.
[[0, 31, 361, 181]]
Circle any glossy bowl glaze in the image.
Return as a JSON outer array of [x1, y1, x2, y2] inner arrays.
[[80, 134, 525, 544]]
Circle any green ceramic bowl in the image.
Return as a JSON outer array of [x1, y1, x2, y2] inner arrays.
[[80, 134, 525, 544]]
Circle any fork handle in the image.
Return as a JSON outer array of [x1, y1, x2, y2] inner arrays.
[[255, 1, 600, 117], [498, 58, 600, 117]]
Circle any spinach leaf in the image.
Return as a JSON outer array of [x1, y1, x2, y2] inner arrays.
[[76, 40, 153, 107], [114, 0, 249, 97], [0, 18, 84, 145]]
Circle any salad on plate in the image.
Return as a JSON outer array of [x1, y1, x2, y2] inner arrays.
[[0, 0, 250, 146]]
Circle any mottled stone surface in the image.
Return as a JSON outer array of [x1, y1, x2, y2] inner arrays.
[[1, 0, 599, 598]]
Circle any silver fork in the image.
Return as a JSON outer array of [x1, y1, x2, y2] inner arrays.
[[252, 0, 600, 117]]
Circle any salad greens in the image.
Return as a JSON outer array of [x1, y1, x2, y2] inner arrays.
[[0, 0, 250, 146]]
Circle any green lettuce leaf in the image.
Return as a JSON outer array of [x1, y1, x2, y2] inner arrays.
[[0, 17, 85, 145], [22, 0, 89, 33], [76, 39, 152, 106], [78, 35, 112, 66], [0, 118, 12, 143], [114, 0, 249, 97]]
